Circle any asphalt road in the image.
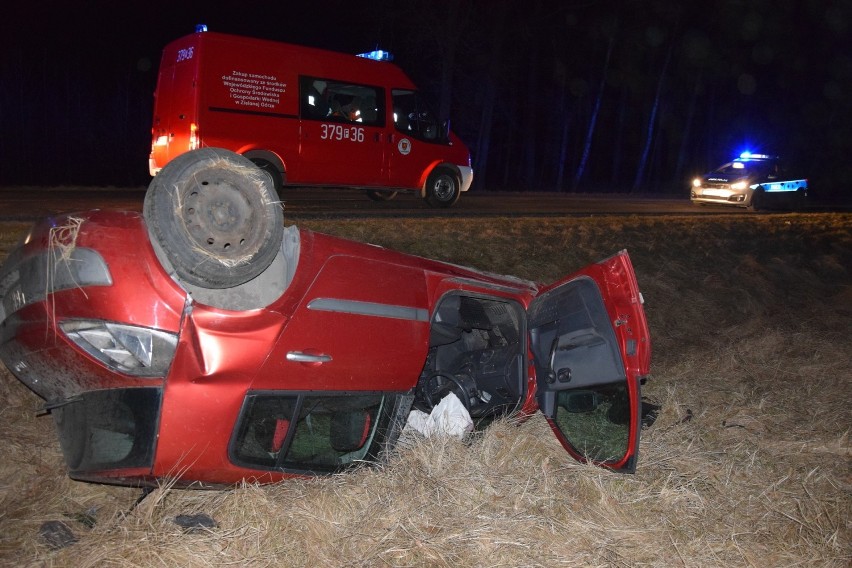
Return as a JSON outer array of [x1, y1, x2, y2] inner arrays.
[[0, 186, 843, 221]]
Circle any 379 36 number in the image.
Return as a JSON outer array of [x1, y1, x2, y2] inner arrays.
[[176, 47, 194, 63], [320, 124, 365, 143]]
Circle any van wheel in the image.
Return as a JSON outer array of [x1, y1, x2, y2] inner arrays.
[[144, 148, 284, 289], [250, 159, 284, 198], [365, 190, 398, 201], [424, 167, 460, 208]]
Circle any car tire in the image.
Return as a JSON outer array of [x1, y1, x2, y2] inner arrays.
[[144, 148, 284, 289], [365, 189, 398, 202], [424, 167, 461, 208], [793, 189, 808, 211], [749, 188, 765, 211]]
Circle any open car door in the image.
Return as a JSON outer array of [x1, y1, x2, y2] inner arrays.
[[528, 251, 650, 472]]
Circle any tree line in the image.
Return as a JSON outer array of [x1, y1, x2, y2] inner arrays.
[[0, 0, 847, 199]]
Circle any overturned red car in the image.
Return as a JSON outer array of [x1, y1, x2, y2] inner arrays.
[[0, 149, 650, 488]]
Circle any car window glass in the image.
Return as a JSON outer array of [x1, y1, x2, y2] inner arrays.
[[300, 76, 385, 127], [713, 161, 772, 176], [231, 393, 385, 472], [392, 89, 442, 142], [552, 384, 629, 462]]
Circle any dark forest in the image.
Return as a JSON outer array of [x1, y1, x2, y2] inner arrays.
[[0, 0, 848, 201]]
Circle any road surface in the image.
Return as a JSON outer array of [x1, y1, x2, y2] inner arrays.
[[0, 186, 841, 221]]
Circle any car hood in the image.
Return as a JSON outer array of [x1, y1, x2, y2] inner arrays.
[[703, 173, 750, 184]]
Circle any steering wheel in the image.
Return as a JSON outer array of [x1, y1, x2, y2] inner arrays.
[[422, 372, 473, 413]]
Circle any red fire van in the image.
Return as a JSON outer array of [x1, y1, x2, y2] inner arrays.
[[149, 29, 473, 207]]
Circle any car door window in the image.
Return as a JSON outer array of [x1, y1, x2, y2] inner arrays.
[[230, 393, 385, 473], [552, 384, 630, 462], [300, 76, 385, 126], [392, 89, 444, 142]]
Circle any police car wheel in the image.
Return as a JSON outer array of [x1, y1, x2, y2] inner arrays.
[[749, 188, 765, 211], [424, 168, 460, 208], [144, 148, 284, 289], [793, 189, 808, 211], [365, 189, 398, 202]]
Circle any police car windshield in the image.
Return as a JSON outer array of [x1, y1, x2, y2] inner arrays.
[[713, 160, 772, 176]]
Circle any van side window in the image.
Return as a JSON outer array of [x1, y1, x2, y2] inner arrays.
[[392, 89, 445, 143], [300, 76, 385, 127]]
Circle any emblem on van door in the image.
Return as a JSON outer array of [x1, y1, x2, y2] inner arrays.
[[398, 138, 411, 155]]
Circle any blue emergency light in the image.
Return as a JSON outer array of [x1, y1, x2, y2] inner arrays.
[[739, 151, 773, 160], [195, 24, 208, 33], [357, 49, 393, 62]]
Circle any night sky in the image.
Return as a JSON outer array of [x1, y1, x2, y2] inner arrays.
[[1, 0, 849, 202]]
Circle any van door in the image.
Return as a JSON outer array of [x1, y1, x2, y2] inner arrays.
[[386, 89, 451, 189], [297, 77, 386, 186], [528, 251, 650, 472]]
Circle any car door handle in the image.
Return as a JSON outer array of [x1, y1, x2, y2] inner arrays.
[[286, 351, 332, 364]]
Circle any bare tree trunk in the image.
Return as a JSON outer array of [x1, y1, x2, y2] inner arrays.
[[633, 42, 673, 191], [573, 35, 614, 191], [521, 41, 540, 188], [472, 4, 509, 191], [555, 73, 571, 192], [437, 0, 464, 124], [611, 87, 629, 187], [674, 73, 702, 185]]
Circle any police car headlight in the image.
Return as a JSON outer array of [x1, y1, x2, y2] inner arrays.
[[692, 178, 702, 188], [60, 320, 178, 377], [731, 181, 748, 190]]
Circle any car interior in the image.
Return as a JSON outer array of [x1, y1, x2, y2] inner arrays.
[[414, 293, 527, 422]]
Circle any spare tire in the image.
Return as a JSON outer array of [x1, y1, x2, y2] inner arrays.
[[144, 148, 284, 289]]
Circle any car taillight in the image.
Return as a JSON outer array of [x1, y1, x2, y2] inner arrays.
[[60, 320, 178, 377]]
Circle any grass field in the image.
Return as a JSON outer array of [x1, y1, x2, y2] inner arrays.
[[1, 212, 849, 567]]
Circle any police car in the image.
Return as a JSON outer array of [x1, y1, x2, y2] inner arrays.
[[690, 153, 808, 210]]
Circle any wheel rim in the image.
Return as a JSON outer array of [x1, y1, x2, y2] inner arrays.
[[180, 176, 264, 265], [432, 174, 456, 202]]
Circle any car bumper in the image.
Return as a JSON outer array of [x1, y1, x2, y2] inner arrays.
[[690, 186, 752, 206], [458, 166, 473, 192]]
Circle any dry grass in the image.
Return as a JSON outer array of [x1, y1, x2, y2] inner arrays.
[[0, 212, 849, 567]]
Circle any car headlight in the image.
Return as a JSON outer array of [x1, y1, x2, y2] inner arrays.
[[60, 320, 178, 377], [692, 178, 702, 188], [730, 181, 748, 190]]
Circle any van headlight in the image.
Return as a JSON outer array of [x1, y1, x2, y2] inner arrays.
[[692, 178, 702, 188], [60, 320, 178, 377], [731, 181, 748, 190]]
